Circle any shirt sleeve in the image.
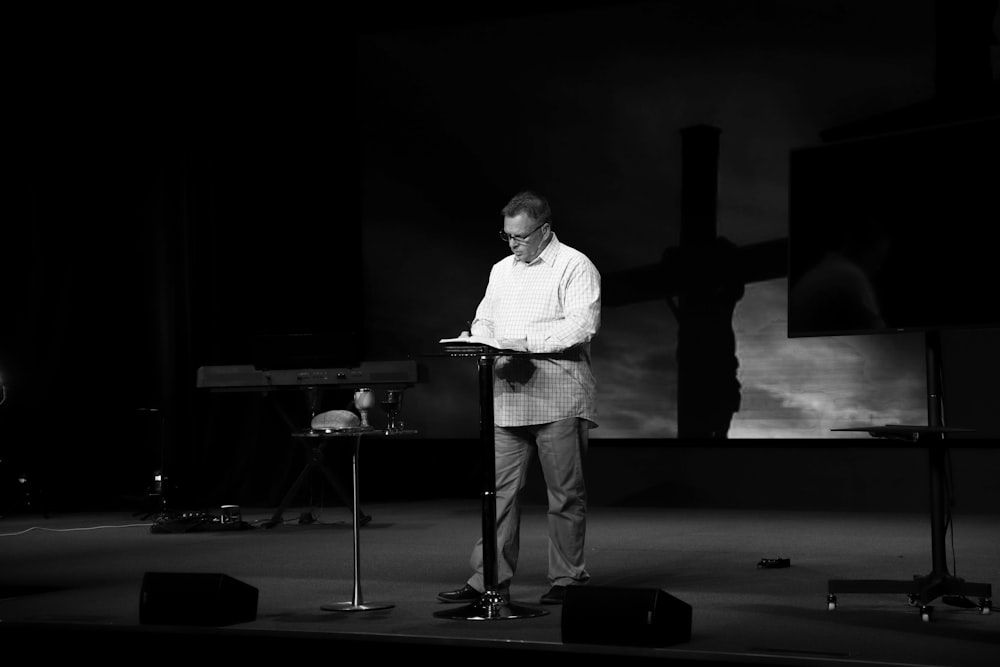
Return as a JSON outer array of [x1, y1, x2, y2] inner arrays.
[[529, 257, 601, 353]]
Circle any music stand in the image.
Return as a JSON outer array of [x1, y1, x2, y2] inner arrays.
[[827, 425, 992, 621], [430, 344, 548, 620]]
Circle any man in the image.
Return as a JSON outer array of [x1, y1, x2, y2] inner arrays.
[[438, 190, 601, 606]]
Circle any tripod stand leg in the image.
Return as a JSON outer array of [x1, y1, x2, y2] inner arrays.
[[319, 463, 372, 525], [264, 459, 317, 528]]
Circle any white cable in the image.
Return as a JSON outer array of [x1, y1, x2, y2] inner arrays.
[[0, 523, 152, 537]]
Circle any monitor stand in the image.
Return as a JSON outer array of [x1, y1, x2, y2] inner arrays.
[[827, 332, 992, 621]]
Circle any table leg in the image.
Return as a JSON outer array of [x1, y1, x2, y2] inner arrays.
[[322, 434, 393, 612]]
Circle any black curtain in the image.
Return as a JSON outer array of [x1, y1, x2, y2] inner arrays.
[[2, 114, 203, 511], [4, 30, 360, 513]]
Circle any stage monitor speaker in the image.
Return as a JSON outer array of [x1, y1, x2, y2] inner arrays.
[[139, 572, 258, 626], [561, 585, 692, 647]]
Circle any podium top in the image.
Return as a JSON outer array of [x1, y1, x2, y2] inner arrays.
[[292, 427, 419, 439], [426, 345, 571, 359]]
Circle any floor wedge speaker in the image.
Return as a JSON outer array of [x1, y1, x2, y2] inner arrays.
[[140, 572, 259, 626], [561, 585, 692, 647]]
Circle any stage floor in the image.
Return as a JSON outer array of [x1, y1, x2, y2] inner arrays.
[[1, 499, 997, 666]]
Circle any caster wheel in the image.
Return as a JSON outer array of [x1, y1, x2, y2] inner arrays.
[[907, 593, 919, 607], [980, 598, 992, 615], [920, 605, 933, 622], [827, 594, 837, 611]]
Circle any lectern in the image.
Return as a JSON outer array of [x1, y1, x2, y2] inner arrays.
[[432, 344, 548, 621]]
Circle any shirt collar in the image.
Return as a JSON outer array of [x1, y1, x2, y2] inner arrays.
[[513, 232, 560, 266]]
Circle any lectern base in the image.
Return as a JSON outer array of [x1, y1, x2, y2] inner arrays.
[[433, 590, 548, 621]]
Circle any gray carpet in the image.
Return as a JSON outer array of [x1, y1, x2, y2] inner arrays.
[[1, 500, 997, 666]]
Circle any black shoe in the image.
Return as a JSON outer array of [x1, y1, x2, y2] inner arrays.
[[437, 584, 482, 603], [540, 585, 567, 605]]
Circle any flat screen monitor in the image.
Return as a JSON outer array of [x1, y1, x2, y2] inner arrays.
[[787, 114, 999, 338]]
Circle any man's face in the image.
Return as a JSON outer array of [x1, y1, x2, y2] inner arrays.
[[503, 212, 548, 263]]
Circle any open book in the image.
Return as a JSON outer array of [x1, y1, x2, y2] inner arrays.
[[439, 335, 502, 349], [439, 335, 530, 352]]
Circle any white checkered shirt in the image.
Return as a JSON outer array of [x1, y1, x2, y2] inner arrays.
[[470, 233, 601, 428]]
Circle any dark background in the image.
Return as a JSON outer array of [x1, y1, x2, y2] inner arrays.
[[3, 2, 998, 514]]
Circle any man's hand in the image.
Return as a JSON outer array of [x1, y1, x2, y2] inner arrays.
[[498, 337, 528, 352]]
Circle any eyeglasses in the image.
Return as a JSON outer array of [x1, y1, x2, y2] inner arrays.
[[499, 221, 547, 244]]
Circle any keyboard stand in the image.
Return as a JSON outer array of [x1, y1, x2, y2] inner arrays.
[[262, 432, 370, 529], [262, 387, 368, 528]]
